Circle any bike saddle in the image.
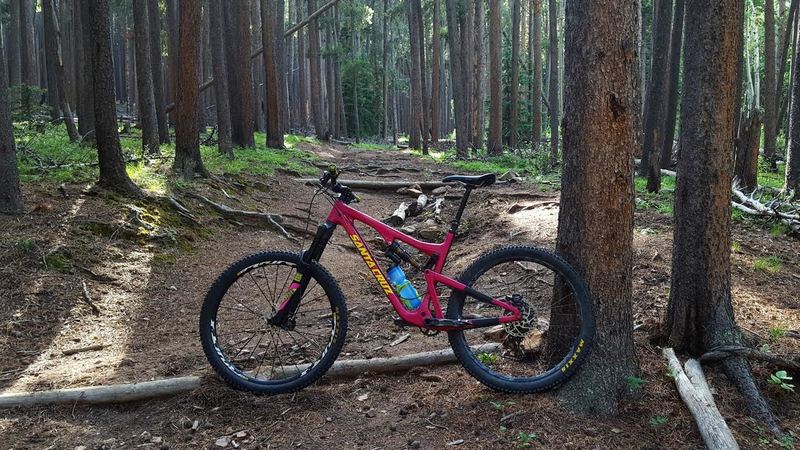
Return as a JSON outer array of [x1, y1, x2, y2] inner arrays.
[[442, 173, 496, 187]]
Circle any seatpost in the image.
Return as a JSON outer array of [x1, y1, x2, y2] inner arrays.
[[450, 186, 474, 234]]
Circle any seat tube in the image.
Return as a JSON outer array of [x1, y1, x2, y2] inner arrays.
[[450, 187, 474, 234]]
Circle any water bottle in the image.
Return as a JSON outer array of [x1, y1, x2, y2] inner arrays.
[[387, 265, 422, 311]]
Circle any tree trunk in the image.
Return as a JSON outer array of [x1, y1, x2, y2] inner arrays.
[[148, 0, 170, 143], [785, 17, 800, 193], [553, 0, 640, 413], [431, 0, 442, 144], [88, 0, 140, 196], [209, 0, 233, 157], [547, 0, 560, 166], [639, 0, 673, 192], [661, 0, 685, 168], [0, 39, 23, 215], [42, 0, 79, 142], [224, 2, 255, 148], [416, 0, 430, 153], [8, 0, 21, 86], [173, 0, 206, 180], [734, 112, 762, 192], [470, 0, 485, 151], [407, 0, 423, 151], [509, 0, 522, 150], [444, 0, 471, 159], [19, 0, 36, 85], [764, 0, 778, 169], [263, 0, 286, 149], [307, 0, 328, 140], [665, 0, 781, 434], [531, 0, 543, 153], [166, 0, 179, 124], [77, 0, 96, 141], [487, 0, 502, 155], [133, 0, 160, 155]]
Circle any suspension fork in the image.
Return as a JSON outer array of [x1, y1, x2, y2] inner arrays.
[[268, 221, 337, 326]]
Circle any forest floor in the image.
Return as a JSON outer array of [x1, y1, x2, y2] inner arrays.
[[0, 137, 799, 449]]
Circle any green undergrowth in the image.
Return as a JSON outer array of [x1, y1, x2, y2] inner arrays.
[[635, 176, 676, 216], [16, 126, 318, 195]]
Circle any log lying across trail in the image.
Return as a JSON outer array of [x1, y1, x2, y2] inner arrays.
[[662, 348, 739, 450], [272, 343, 501, 379], [0, 376, 201, 408], [295, 178, 455, 191]]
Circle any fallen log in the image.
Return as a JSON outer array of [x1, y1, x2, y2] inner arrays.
[[295, 178, 454, 190], [0, 376, 201, 408], [663, 348, 739, 450], [408, 194, 429, 217], [62, 344, 106, 356], [700, 345, 800, 371], [271, 343, 501, 379], [188, 193, 300, 242]]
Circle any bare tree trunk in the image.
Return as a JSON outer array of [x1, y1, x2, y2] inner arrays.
[[661, 0, 685, 168], [415, 0, 430, 153], [77, 0, 96, 141], [8, 0, 21, 86], [553, 0, 639, 414], [470, 0, 484, 151], [263, 0, 286, 149], [430, 0, 442, 144], [509, 0, 522, 150], [382, 0, 390, 141], [133, 0, 160, 155], [0, 40, 23, 214], [148, 0, 170, 143], [88, 0, 140, 196], [531, 0, 543, 153], [173, 0, 206, 180], [166, 0, 179, 125], [640, 0, 673, 192], [19, 0, 36, 85], [764, 0, 778, 169], [42, 0, 79, 142], [209, 0, 233, 157], [547, 0, 560, 166], [665, 0, 781, 434], [488, 0, 502, 156], [407, 0, 423, 151], [786, 16, 800, 193], [445, 0, 471, 159], [307, 0, 328, 140]]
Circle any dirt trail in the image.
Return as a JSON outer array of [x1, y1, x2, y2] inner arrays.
[[1, 143, 798, 449]]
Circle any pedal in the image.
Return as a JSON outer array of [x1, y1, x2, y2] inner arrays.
[[393, 317, 414, 328]]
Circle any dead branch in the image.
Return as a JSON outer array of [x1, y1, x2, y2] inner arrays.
[[269, 344, 500, 379], [385, 202, 409, 226], [700, 345, 800, 371], [408, 194, 429, 217], [0, 376, 201, 408], [80, 281, 100, 315], [187, 193, 300, 243], [62, 344, 106, 356], [663, 348, 740, 450], [431, 198, 444, 221], [295, 178, 454, 191]]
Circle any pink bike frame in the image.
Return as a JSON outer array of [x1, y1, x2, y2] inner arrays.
[[312, 199, 522, 331]]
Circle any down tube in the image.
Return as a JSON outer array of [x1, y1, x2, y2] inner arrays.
[[336, 219, 428, 326]]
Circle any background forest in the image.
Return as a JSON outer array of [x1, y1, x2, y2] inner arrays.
[[0, 0, 799, 449]]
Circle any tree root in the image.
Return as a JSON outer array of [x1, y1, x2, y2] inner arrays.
[[701, 345, 800, 371], [720, 356, 783, 435], [187, 193, 303, 243]]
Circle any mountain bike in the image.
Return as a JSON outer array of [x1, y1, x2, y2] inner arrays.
[[200, 166, 595, 395]]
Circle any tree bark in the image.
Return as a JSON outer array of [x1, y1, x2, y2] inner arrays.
[[263, 0, 286, 149], [547, 0, 560, 166], [0, 39, 23, 215], [470, 0, 484, 151], [488, 0, 502, 155], [147, 0, 170, 143], [209, 0, 233, 158], [19, 0, 36, 85], [307, 0, 328, 140], [77, 0, 96, 141], [553, 0, 640, 413], [764, 0, 778, 168], [173, 0, 206, 180], [88, 0, 140, 196], [661, 0, 685, 168], [224, 2, 255, 148], [407, 0, 423, 151], [7, 0, 21, 86], [42, 0, 79, 142], [734, 112, 762, 192], [416, 0, 430, 153], [444, 0, 471, 159], [133, 0, 161, 155], [639, 0, 673, 192], [531, 0, 543, 153], [786, 15, 800, 193], [509, 0, 522, 150], [664, 0, 781, 435], [431, 0, 442, 144]]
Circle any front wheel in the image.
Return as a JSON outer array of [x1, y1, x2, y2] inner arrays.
[[200, 251, 348, 394], [447, 246, 594, 393]]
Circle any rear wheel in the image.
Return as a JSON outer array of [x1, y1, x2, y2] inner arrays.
[[200, 252, 347, 394], [447, 246, 594, 393]]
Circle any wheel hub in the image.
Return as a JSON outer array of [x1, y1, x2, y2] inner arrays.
[[504, 294, 537, 338]]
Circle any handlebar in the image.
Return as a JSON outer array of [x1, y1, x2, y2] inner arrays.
[[318, 164, 359, 204]]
